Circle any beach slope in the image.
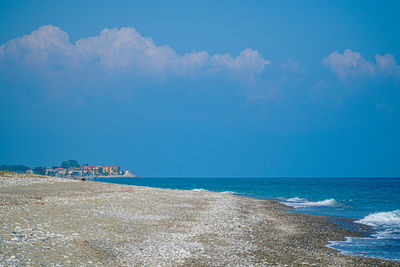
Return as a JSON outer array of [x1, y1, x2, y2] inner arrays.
[[0, 175, 397, 266]]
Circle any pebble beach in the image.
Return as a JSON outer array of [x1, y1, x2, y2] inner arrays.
[[0, 174, 398, 266]]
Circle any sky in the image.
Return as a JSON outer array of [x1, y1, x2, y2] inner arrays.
[[0, 0, 399, 177]]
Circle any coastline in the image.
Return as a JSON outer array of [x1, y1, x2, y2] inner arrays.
[[0, 175, 397, 266], [93, 175, 138, 178]]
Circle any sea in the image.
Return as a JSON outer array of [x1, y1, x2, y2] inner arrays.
[[93, 177, 400, 262]]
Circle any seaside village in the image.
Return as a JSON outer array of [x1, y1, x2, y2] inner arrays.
[[23, 164, 135, 179]]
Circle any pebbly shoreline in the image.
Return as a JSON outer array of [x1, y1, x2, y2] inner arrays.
[[0, 175, 398, 266]]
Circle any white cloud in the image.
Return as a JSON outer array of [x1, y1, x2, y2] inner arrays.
[[211, 48, 270, 75], [323, 49, 400, 81], [375, 54, 400, 78], [0, 25, 269, 79], [0, 25, 74, 68]]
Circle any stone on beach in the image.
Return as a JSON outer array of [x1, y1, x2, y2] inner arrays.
[[0, 175, 397, 266]]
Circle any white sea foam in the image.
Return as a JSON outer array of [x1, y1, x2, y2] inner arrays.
[[283, 197, 337, 208], [372, 228, 400, 240], [356, 210, 400, 228], [221, 191, 236, 194], [287, 197, 307, 202], [191, 188, 208, 192], [192, 189, 237, 194], [327, 235, 400, 261]]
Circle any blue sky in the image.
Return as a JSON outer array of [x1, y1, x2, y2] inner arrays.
[[0, 0, 399, 177]]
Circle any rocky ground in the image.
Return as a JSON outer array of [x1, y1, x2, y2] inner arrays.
[[0, 175, 398, 266]]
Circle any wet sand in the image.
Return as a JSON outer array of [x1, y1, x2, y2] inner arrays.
[[0, 175, 397, 266]]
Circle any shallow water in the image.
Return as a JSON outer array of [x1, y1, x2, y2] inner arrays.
[[93, 177, 400, 261]]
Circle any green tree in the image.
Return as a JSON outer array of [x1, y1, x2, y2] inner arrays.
[[33, 167, 46, 175], [61, 160, 80, 169]]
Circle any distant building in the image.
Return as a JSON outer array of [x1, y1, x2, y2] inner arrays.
[[68, 167, 82, 177], [45, 168, 56, 176], [80, 165, 102, 176], [103, 165, 121, 175], [54, 168, 66, 177], [41, 163, 133, 178], [124, 170, 134, 177]]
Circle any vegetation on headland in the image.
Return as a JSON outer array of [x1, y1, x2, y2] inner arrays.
[[0, 165, 30, 173], [60, 159, 80, 169], [1, 160, 136, 178], [32, 167, 46, 175], [0, 170, 47, 178], [0, 170, 17, 175]]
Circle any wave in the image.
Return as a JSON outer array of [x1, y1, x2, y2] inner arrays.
[[221, 191, 237, 194], [191, 189, 237, 194], [328, 211, 400, 261], [191, 188, 209, 192], [372, 228, 400, 240], [356, 210, 400, 228], [283, 197, 338, 208], [287, 197, 306, 202]]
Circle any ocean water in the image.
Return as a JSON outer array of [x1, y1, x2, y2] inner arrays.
[[93, 177, 400, 262]]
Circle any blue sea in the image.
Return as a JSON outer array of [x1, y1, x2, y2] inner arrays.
[[93, 177, 400, 262]]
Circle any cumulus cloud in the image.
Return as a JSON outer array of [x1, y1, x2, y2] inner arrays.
[[0, 25, 74, 68], [323, 49, 400, 81], [0, 25, 269, 79], [211, 48, 270, 76]]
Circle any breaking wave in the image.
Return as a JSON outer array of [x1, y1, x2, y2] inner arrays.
[[283, 197, 338, 208], [191, 189, 237, 194], [328, 210, 400, 261], [356, 210, 400, 228], [191, 188, 209, 192], [221, 191, 237, 194]]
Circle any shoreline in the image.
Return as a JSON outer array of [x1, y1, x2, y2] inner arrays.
[[92, 178, 382, 255], [93, 175, 138, 178], [0, 175, 398, 266]]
